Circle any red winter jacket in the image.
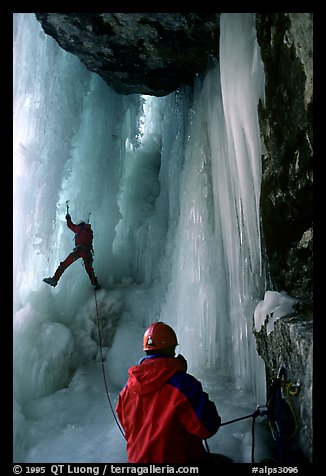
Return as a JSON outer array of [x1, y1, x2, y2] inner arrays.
[[66, 215, 93, 248], [116, 355, 221, 464]]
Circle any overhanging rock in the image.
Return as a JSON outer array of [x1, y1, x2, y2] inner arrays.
[[35, 13, 220, 96]]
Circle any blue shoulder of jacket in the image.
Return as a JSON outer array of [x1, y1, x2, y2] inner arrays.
[[167, 371, 220, 434], [167, 371, 203, 400]]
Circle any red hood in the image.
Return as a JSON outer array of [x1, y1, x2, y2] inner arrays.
[[127, 356, 186, 396]]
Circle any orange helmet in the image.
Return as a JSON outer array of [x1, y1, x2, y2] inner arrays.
[[143, 322, 178, 351]]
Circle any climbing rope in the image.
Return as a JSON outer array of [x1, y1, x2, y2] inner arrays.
[[93, 288, 126, 439], [220, 407, 265, 427], [251, 413, 257, 464], [205, 406, 267, 463], [205, 373, 300, 465], [92, 297, 301, 462]]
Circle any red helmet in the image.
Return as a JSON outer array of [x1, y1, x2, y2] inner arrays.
[[143, 322, 178, 351]]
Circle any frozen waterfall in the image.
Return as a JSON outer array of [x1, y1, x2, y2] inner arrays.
[[13, 13, 277, 463]]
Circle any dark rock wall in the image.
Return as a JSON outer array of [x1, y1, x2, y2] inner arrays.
[[255, 13, 313, 463], [256, 13, 313, 313], [35, 12, 313, 463]]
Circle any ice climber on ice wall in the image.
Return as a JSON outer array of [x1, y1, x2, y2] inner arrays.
[[43, 208, 101, 290]]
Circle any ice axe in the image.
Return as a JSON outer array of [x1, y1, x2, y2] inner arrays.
[[66, 200, 69, 215]]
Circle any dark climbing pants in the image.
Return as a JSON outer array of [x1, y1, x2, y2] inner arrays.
[[54, 247, 99, 286]]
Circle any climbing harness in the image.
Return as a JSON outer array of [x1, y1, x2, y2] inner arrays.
[[93, 286, 126, 439]]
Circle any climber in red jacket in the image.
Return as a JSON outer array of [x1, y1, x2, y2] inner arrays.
[[43, 213, 101, 290], [116, 322, 232, 464]]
